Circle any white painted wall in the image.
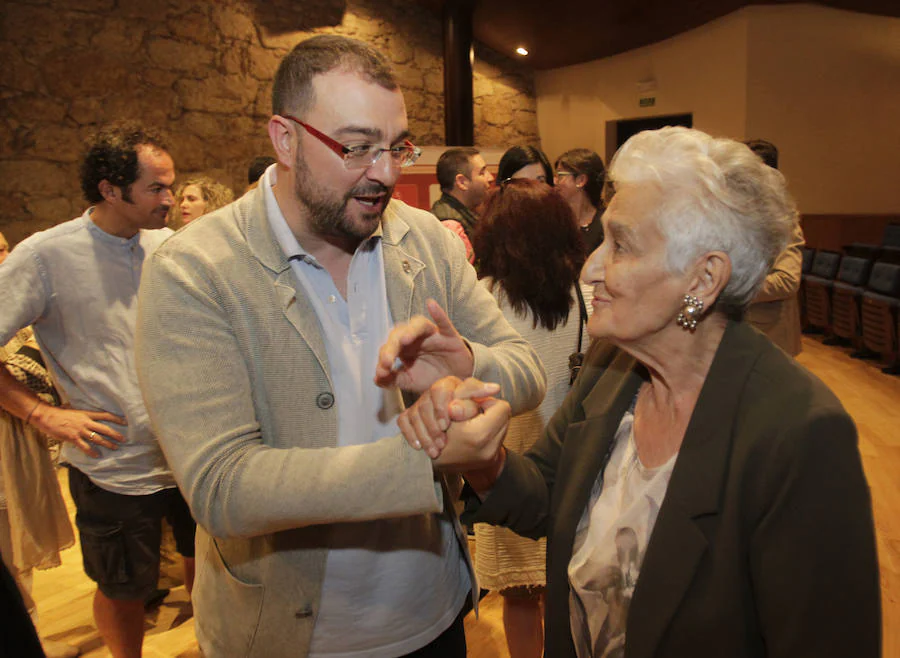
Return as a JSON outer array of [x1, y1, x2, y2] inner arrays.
[[535, 5, 900, 214], [535, 11, 749, 164], [745, 5, 900, 213]]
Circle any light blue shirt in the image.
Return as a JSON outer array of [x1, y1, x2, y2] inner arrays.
[[263, 167, 469, 657], [0, 210, 175, 495]]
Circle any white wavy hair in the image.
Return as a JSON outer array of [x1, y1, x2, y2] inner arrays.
[[608, 126, 798, 314]]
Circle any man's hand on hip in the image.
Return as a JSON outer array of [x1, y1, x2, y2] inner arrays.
[[31, 403, 126, 458]]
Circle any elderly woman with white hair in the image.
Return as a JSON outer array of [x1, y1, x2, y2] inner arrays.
[[399, 127, 880, 657]]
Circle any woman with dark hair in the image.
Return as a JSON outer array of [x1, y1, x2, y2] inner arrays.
[[555, 148, 607, 253], [497, 145, 554, 185], [470, 178, 586, 658]]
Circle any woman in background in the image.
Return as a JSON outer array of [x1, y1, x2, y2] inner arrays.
[[470, 179, 586, 658], [176, 176, 234, 226], [498, 145, 554, 185], [554, 148, 607, 253]]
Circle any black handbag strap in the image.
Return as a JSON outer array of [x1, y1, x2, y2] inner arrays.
[[575, 283, 588, 353]]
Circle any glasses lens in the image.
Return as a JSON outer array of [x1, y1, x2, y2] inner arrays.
[[399, 145, 421, 168], [342, 144, 421, 169], [389, 148, 408, 165], [343, 148, 376, 170]]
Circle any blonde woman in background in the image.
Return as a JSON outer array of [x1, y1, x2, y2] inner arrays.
[[175, 176, 234, 226]]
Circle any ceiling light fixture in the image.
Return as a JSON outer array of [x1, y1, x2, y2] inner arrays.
[[516, 47, 529, 56]]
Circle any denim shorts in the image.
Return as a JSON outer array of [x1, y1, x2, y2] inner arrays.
[[67, 467, 195, 600]]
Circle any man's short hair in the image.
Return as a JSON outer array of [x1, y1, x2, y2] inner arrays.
[[80, 121, 168, 204], [745, 139, 779, 170], [272, 34, 398, 118], [436, 147, 480, 192], [247, 156, 277, 185]]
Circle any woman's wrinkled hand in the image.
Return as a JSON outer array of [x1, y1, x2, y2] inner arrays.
[[400, 376, 511, 493], [398, 376, 500, 459], [435, 396, 510, 474]]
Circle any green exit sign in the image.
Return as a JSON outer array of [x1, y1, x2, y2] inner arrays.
[[639, 97, 656, 107]]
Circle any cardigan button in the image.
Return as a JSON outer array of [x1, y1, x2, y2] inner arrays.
[[294, 605, 313, 619], [316, 392, 335, 409]]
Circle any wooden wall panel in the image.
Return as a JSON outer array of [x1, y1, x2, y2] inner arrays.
[[800, 214, 900, 252]]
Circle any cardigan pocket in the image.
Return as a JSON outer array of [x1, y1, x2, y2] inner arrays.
[[194, 535, 265, 657]]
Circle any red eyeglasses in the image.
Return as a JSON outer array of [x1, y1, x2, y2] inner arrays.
[[283, 115, 421, 170]]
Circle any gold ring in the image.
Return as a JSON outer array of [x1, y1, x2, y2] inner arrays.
[[89, 431, 97, 440]]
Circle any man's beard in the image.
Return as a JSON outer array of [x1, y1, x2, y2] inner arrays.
[[293, 153, 391, 243], [133, 204, 170, 229]]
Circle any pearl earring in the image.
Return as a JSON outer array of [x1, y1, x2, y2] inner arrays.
[[676, 294, 704, 331]]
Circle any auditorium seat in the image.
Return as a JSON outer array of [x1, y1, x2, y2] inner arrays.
[[799, 247, 815, 330], [801, 246, 816, 273], [803, 250, 841, 333], [882, 223, 900, 249], [860, 261, 900, 373], [831, 255, 874, 349]]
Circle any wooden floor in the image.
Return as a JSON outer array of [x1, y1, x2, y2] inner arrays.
[[29, 335, 900, 657]]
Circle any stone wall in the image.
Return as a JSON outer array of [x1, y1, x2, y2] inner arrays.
[[0, 0, 538, 245]]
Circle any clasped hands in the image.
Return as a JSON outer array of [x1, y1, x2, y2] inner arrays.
[[375, 299, 510, 483], [399, 376, 510, 484]]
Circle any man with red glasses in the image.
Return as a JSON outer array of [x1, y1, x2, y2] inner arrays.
[[135, 35, 545, 657]]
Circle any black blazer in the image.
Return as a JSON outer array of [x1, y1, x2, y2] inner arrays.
[[466, 320, 880, 657]]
